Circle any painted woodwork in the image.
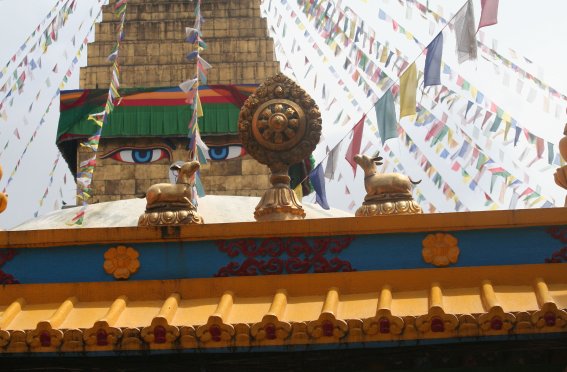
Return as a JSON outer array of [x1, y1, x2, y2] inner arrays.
[[0, 228, 565, 283], [214, 236, 354, 276]]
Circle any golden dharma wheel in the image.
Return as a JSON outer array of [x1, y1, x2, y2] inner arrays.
[[238, 73, 322, 167], [0, 192, 8, 213], [238, 73, 322, 221], [252, 99, 307, 151]]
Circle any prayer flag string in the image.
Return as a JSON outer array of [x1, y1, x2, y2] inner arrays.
[[68, 0, 128, 226], [0, 5, 102, 195]]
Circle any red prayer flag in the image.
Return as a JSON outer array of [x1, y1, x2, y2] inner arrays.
[[478, 0, 499, 29], [345, 115, 365, 176], [536, 137, 544, 158]]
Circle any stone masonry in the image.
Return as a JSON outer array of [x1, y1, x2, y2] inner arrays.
[[79, 138, 270, 203], [80, 0, 280, 88], [77, 0, 276, 202]]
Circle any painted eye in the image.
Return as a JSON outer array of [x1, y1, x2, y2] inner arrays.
[[102, 147, 171, 164], [205, 145, 246, 161]]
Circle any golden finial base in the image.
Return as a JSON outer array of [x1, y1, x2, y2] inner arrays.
[[254, 184, 306, 221]]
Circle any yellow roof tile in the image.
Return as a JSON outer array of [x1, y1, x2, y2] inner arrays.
[[0, 264, 565, 352]]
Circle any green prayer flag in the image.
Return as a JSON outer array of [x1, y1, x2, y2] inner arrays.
[[375, 90, 397, 144]]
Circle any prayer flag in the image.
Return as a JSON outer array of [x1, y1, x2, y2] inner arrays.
[[478, 0, 499, 29], [455, 0, 477, 63], [179, 78, 198, 93], [107, 47, 118, 62], [424, 33, 443, 87], [185, 27, 199, 43], [400, 63, 417, 117], [196, 95, 204, 117], [345, 115, 365, 176], [198, 56, 212, 70], [325, 143, 341, 179], [195, 173, 206, 197], [375, 90, 397, 144], [186, 51, 198, 61], [309, 164, 330, 210], [293, 183, 303, 200]]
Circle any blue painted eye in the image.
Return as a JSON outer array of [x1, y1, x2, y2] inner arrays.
[[102, 147, 171, 164], [208, 147, 228, 160], [206, 145, 245, 161], [132, 149, 153, 163]]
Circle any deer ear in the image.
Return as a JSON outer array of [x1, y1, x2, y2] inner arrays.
[[372, 156, 383, 162]]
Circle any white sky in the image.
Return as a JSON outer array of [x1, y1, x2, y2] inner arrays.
[[0, 0, 566, 227]]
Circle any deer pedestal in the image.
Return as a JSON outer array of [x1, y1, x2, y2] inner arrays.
[[138, 161, 204, 226], [355, 194, 422, 216], [354, 154, 423, 217]]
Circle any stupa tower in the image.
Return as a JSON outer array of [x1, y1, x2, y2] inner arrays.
[[80, 0, 279, 88]]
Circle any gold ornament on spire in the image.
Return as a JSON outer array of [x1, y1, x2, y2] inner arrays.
[[238, 73, 322, 221]]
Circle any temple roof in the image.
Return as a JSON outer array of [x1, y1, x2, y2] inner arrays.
[[12, 195, 353, 231], [0, 265, 565, 352]]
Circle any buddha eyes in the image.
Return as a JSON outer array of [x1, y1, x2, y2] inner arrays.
[[205, 145, 246, 161], [101, 145, 245, 164], [102, 147, 171, 164]]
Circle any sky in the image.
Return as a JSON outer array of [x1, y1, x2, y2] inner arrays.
[[0, 0, 566, 228], [0, 0, 100, 228]]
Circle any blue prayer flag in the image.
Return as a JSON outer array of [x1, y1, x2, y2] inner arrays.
[[424, 33, 443, 87], [309, 164, 330, 210], [186, 51, 199, 61]]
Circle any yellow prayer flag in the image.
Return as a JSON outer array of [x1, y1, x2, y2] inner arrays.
[[293, 183, 303, 200], [349, 20, 356, 39], [196, 95, 204, 118], [88, 116, 103, 127], [400, 63, 417, 118], [470, 86, 478, 99], [380, 46, 389, 63], [504, 120, 511, 140]]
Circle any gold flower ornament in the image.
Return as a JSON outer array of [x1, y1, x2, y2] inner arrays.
[[422, 233, 459, 267], [103, 245, 140, 279]]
